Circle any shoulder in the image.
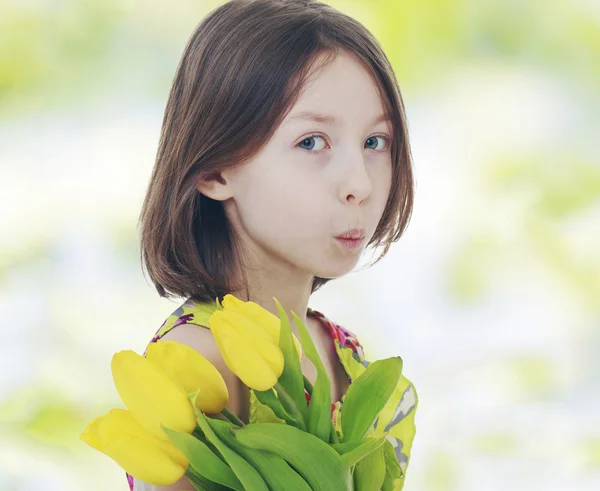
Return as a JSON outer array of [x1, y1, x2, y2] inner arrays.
[[146, 297, 219, 364], [147, 297, 215, 344], [153, 306, 250, 424]]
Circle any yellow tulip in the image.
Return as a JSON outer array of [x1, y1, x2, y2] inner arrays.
[[146, 339, 229, 414], [209, 309, 285, 391], [220, 294, 303, 359], [80, 408, 188, 485], [111, 350, 196, 441]]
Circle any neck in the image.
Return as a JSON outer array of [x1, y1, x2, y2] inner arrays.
[[222, 218, 323, 338], [226, 276, 316, 339]]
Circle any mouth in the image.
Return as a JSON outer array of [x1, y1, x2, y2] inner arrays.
[[335, 228, 365, 241], [334, 236, 365, 249]]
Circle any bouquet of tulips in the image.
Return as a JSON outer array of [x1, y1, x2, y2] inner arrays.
[[80, 295, 404, 490]]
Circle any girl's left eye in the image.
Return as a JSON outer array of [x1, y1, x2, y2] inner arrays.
[[364, 135, 389, 151], [297, 135, 390, 152]]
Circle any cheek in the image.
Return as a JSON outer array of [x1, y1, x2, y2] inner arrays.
[[370, 164, 393, 218], [378, 162, 393, 198], [240, 174, 325, 238]]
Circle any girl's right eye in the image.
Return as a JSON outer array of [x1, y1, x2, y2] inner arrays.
[[297, 135, 328, 152]]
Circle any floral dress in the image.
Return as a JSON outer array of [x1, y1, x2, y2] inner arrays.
[[128, 298, 418, 491]]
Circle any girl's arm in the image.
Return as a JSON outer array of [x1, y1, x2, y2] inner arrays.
[[142, 323, 249, 491]]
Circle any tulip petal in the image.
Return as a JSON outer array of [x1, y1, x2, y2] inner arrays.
[[210, 311, 284, 391], [105, 437, 187, 485], [80, 414, 108, 452], [220, 323, 282, 388], [230, 336, 282, 391], [99, 409, 189, 467], [146, 340, 229, 414], [221, 295, 303, 359], [234, 316, 286, 374], [80, 408, 188, 486], [111, 350, 196, 440]]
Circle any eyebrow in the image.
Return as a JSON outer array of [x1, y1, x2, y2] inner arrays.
[[285, 111, 391, 126]]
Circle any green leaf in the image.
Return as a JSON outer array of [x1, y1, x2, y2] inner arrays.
[[254, 387, 297, 424], [353, 443, 386, 491], [189, 482, 205, 491], [301, 375, 341, 446], [230, 422, 353, 491], [341, 357, 403, 442], [207, 417, 312, 491], [381, 471, 397, 491], [195, 410, 269, 491], [382, 439, 402, 480], [160, 424, 243, 491], [273, 382, 307, 431], [184, 469, 231, 491], [290, 310, 332, 442], [191, 425, 227, 465], [339, 435, 386, 468], [331, 438, 370, 455], [249, 388, 286, 424], [331, 435, 385, 462], [273, 298, 308, 429]]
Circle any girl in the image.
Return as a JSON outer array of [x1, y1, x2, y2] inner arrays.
[[131, 0, 418, 489]]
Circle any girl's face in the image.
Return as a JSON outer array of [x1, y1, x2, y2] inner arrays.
[[214, 51, 393, 280]]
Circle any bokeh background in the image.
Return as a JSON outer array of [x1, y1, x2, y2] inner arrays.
[[1, 0, 599, 489]]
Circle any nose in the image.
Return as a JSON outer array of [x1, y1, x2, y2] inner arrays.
[[338, 151, 372, 205]]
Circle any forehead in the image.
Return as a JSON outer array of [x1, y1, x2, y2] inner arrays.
[[283, 52, 390, 126], [285, 110, 390, 127], [286, 111, 391, 131]]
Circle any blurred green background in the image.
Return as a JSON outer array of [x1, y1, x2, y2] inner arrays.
[[1, 0, 599, 489]]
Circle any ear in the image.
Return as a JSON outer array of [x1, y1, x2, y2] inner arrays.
[[196, 170, 234, 201]]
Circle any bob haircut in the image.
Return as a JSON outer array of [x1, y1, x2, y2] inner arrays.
[[138, 0, 414, 305]]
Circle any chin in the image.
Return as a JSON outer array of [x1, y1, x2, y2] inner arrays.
[[312, 257, 361, 279]]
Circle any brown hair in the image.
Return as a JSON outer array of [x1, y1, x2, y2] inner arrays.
[[138, 0, 414, 304]]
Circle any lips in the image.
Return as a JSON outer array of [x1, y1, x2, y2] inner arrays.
[[335, 228, 365, 240]]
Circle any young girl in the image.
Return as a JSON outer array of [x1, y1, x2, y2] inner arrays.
[[131, 0, 418, 489]]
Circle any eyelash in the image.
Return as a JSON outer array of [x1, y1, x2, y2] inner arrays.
[[296, 134, 391, 153]]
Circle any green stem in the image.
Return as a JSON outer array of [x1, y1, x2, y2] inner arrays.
[[220, 406, 245, 427], [329, 419, 340, 444], [192, 424, 204, 439], [274, 382, 306, 431], [184, 466, 212, 490], [191, 424, 226, 463], [303, 374, 314, 396]]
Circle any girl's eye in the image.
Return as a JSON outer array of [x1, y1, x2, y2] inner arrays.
[[364, 135, 389, 151], [297, 135, 328, 151], [297, 134, 390, 152]]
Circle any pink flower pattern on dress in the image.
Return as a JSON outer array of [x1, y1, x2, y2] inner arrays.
[[303, 308, 365, 418]]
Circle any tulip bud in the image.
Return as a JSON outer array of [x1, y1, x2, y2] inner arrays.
[[145, 340, 229, 414], [80, 408, 187, 485], [221, 294, 303, 359], [111, 350, 196, 440], [209, 309, 285, 391]]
